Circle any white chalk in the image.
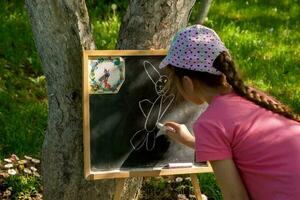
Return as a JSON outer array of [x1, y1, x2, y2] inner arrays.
[[156, 122, 165, 130], [156, 122, 176, 133], [168, 163, 193, 168]]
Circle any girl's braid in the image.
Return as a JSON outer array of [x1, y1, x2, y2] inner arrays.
[[214, 51, 300, 123]]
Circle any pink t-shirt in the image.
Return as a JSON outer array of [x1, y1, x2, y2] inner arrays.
[[193, 91, 300, 200]]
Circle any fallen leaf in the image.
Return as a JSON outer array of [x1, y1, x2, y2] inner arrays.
[[4, 158, 12, 163], [4, 164, 13, 169], [8, 169, 16, 175], [24, 155, 33, 160], [24, 168, 32, 174], [31, 158, 40, 164]]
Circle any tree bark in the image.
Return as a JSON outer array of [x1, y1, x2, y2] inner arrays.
[[116, 2, 197, 198], [25, 0, 196, 199], [116, 0, 197, 50]]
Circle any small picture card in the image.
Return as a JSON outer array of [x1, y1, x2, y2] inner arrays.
[[88, 57, 125, 94]]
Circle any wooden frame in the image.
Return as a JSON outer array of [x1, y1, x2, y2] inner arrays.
[[82, 50, 213, 180]]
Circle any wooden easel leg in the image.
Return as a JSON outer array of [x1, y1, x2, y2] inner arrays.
[[190, 174, 203, 200], [114, 178, 126, 200]]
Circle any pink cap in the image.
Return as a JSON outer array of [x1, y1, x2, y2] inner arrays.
[[159, 24, 228, 75]]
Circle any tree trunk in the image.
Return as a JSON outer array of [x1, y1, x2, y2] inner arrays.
[[25, 0, 195, 199], [116, 0, 197, 50], [116, 2, 197, 198], [196, 0, 212, 24]]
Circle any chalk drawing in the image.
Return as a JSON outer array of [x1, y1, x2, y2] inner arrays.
[[130, 61, 175, 151]]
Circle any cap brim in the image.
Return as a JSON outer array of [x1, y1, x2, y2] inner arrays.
[[159, 57, 169, 69]]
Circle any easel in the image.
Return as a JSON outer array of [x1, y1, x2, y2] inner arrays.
[[82, 50, 214, 199], [111, 163, 213, 200], [114, 174, 204, 200]]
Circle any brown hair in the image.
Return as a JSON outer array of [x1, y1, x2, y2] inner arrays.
[[166, 51, 300, 123]]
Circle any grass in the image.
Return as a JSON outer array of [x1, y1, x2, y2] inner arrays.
[[0, 0, 299, 199], [202, 0, 300, 113], [0, 154, 42, 199], [3, 174, 41, 199], [139, 175, 220, 200], [0, 1, 47, 160]]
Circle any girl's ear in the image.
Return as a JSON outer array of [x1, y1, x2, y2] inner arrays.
[[181, 75, 195, 93], [220, 74, 228, 86]]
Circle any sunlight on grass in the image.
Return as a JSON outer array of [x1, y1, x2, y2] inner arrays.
[[206, 0, 300, 113]]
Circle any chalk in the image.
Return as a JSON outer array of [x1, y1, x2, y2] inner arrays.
[[167, 163, 193, 168], [156, 122, 176, 133], [156, 122, 165, 130]]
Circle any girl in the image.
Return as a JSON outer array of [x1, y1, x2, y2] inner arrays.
[[159, 24, 300, 200]]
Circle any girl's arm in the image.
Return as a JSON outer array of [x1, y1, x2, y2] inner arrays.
[[164, 122, 195, 149], [210, 159, 249, 200], [164, 122, 249, 200]]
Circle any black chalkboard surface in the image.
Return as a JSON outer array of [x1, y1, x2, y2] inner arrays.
[[83, 50, 210, 180]]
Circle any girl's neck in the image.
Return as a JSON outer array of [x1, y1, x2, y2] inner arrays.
[[203, 85, 233, 104]]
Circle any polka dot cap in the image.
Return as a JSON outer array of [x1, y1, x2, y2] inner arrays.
[[159, 24, 229, 75]]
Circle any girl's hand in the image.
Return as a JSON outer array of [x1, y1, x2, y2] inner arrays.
[[163, 122, 195, 149]]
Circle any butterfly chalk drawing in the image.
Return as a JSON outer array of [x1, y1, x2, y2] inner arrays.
[[130, 61, 175, 151]]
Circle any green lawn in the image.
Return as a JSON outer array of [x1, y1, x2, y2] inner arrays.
[[205, 0, 300, 113], [0, 0, 299, 199], [0, 1, 47, 159]]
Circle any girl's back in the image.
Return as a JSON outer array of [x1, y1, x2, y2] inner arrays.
[[159, 24, 300, 199], [194, 91, 300, 199]]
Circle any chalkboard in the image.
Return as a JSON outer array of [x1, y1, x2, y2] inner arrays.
[[83, 50, 211, 180]]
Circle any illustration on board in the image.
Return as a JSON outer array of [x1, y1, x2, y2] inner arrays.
[[130, 61, 175, 151], [88, 57, 125, 94]]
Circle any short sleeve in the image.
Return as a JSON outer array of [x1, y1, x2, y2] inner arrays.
[[193, 119, 232, 162]]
